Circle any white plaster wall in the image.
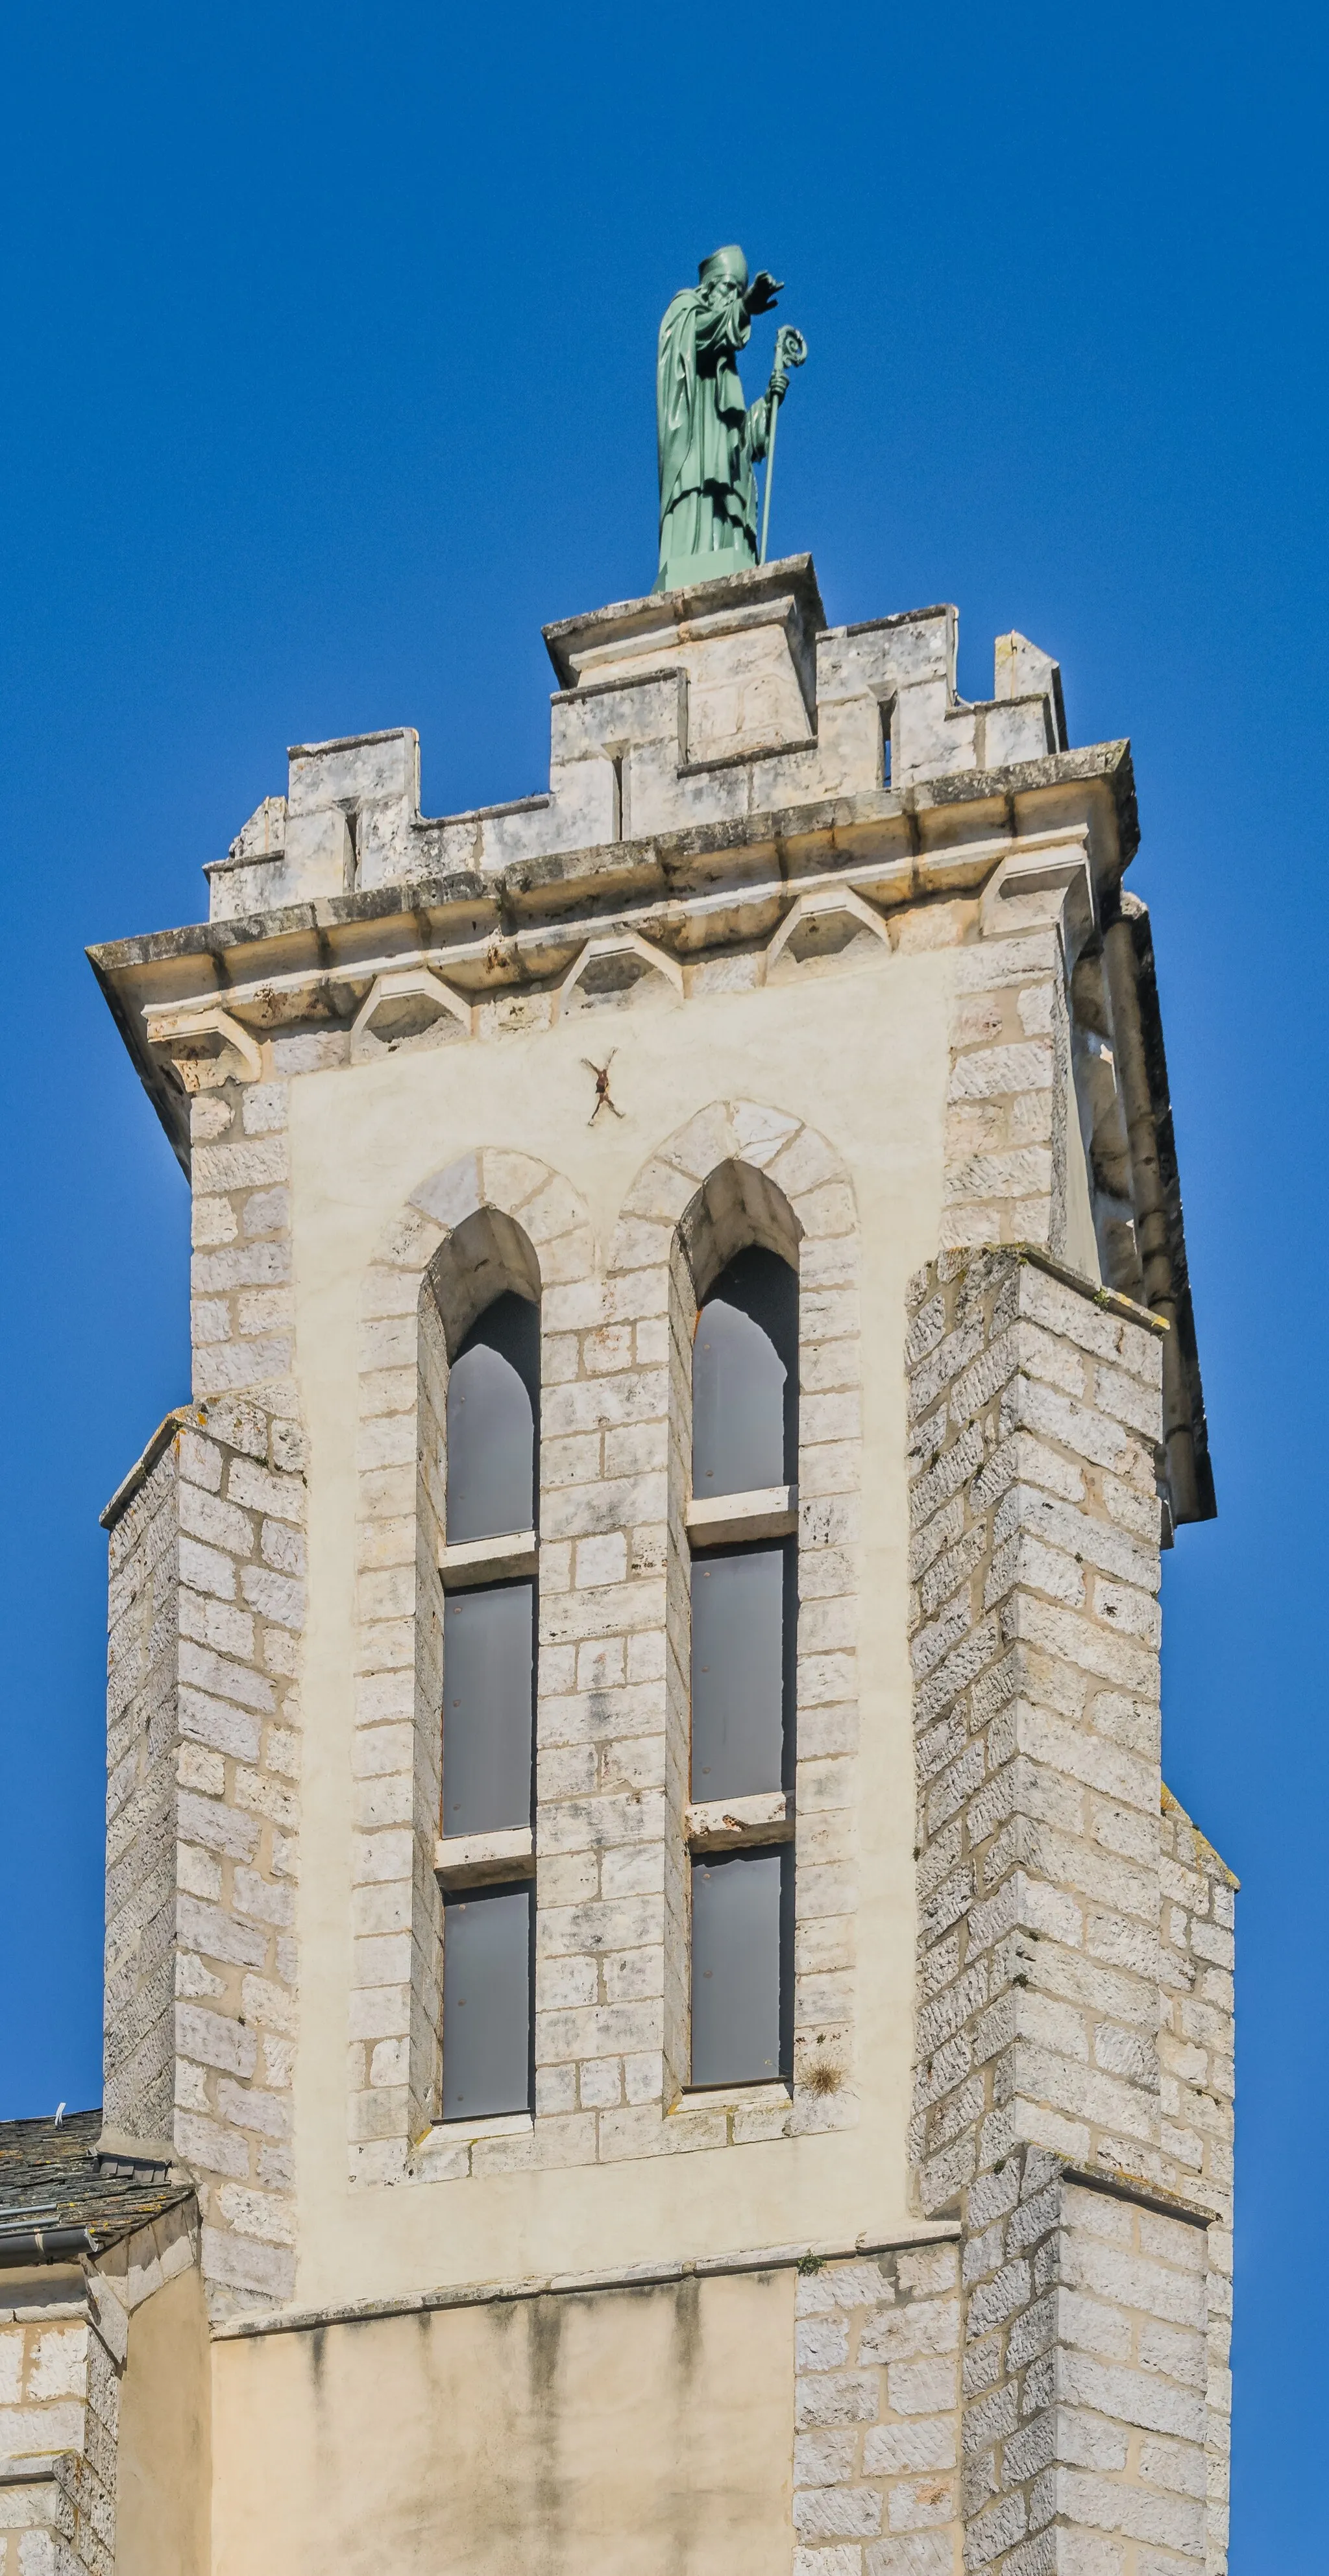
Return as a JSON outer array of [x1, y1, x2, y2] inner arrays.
[[286, 945, 952, 2308], [211, 2267, 796, 2576]]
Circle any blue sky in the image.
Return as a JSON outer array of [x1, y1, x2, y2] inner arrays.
[[1, 0, 1324, 2557]]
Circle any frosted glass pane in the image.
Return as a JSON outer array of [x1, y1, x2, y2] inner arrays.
[[442, 1885, 531, 2119], [690, 1849, 787, 2086], [446, 1292, 538, 1541], [692, 1249, 796, 1498], [690, 1547, 788, 1798], [443, 1583, 534, 1834]]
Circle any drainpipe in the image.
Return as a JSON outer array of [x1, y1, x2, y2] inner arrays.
[[0, 2224, 93, 2262]]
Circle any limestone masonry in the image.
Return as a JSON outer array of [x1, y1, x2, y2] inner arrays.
[[1, 557, 1232, 2575]]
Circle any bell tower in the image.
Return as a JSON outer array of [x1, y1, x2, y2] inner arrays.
[[82, 549, 1232, 2575]]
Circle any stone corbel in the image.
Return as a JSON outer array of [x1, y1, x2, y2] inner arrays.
[[555, 931, 684, 1017], [979, 839, 1095, 970], [145, 1003, 265, 1091], [764, 883, 892, 981], [350, 967, 472, 1063]]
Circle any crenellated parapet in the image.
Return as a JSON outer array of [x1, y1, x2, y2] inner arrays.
[[199, 561, 1079, 926]]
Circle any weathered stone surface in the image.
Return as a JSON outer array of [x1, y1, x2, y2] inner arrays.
[[904, 1246, 1232, 2573]]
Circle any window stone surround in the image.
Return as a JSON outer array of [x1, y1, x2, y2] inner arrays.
[[347, 1101, 864, 2187]]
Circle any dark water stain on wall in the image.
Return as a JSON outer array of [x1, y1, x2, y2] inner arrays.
[[668, 2275, 704, 2571], [526, 2293, 566, 2576], [670, 2272, 701, 2383]]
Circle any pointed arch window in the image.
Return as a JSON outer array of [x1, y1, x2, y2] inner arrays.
[[692, 1246, 796, 1499], [445, 1291, 537, 1544], [687, 1246, 797, 2090], [437, 1286, 539, 2121]]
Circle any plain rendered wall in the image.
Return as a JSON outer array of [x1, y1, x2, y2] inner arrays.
[[289, 944, 955, 2304], [212, 2267, 794, 2576], [115, 2265, 211, 2576], [287, 943, 949, 2307], [283, 927, 1090, 2308]]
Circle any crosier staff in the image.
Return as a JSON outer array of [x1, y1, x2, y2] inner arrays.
[[759, 324, 808, 566]]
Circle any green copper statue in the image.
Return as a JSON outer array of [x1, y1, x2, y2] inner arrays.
[[655, 246, 806, 594]]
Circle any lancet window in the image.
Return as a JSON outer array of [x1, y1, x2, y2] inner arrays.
[[687, 1246, 797, 2088], [437, 1287, 539, 2121]]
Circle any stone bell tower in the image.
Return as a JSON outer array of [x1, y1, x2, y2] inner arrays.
[[73, 551, 1232, 2575]]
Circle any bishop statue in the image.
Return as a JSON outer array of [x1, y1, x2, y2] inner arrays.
[[655, 246, 801, 595]]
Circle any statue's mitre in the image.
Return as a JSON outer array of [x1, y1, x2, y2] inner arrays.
[[698, 244, 748, 287]]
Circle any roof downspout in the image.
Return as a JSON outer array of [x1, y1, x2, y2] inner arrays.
[[0, 2224, 93, 2263]]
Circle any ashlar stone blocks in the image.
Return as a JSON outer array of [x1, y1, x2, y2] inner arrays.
[[104, 1089, 308, 2323], [792, 2240, 963, 2576], [904, 1244, 1234, 2575], [0, 2206, 197, 2576], [348, 1100, 864, 2186]]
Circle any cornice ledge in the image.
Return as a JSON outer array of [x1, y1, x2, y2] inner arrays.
[[88, 743, 1134, 979], [920, 739, 1138, 862]]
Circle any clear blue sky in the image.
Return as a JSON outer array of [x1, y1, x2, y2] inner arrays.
[[2, 1, 1323, 2557]]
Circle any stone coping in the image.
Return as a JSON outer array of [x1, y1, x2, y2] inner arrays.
[[1162, 1781, 1240, 1889], [541, 553, 827, 687], [99, 1404, 195, 1529], [968, 1241, 1170, 1337], [210, 2224, 963, 2342], [1060, 2161, 1221, 2232]]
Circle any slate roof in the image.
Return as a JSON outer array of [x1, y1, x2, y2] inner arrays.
[[0, 2108, 193, 2255]]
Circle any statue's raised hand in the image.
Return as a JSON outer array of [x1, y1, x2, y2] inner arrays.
[[743, 271, 783, 317]]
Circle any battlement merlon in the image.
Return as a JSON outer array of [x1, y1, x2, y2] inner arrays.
[[88, 553, 1140, 1100], [86, 557, 1209, 1519], [199, 558, 1096, 921]]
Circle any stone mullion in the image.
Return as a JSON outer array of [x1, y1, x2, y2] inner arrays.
[[535, 1210, 670, 2148]]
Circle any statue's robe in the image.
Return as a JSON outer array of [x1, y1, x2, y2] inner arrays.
[[655, 278, 774, 588]]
